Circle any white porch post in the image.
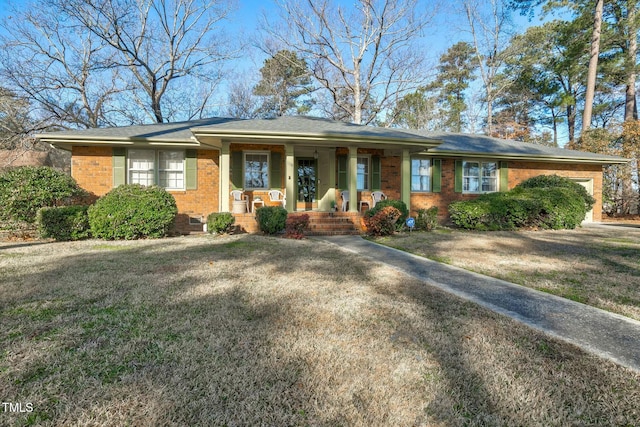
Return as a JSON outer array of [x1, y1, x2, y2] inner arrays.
[[220, 141, 230, 212], [285, 143, 295, 212], [401, 148, 411, 211], [348, 145, 358, 212]]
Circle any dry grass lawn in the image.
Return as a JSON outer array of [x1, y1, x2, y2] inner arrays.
[[1, 234, 639, 426], [373, 224, 640, 321]]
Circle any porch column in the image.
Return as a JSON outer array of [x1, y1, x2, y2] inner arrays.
[[285, 143, 295, 212], [220, 140, 230, 212], [348, 145, 358, 212], [401, 148, 411, 211]]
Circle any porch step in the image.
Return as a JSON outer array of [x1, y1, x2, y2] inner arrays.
[[290, 212, 363, 236]]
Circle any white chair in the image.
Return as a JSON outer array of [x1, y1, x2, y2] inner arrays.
[[371, 191, 387, 208], [230, 190, 249, 213], [268, 190, 286, 208], [340, 190, 349, 212]]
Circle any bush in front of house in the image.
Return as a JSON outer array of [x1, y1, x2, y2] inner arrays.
[[516, 174, 595, 212], [365, 206, 402, 236], [285, 214, 309, 239], [449, 182, 590, 231], [207, 212, 235, 234], [365, 199, 409, 230], [0, 166, 86, 223], [37, 205, 91, 241], [415, 206, 438, 231], [88, 184, 178, 239], [255, 206, 288, 235]]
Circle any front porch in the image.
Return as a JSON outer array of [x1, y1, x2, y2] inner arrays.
[[232, 211, 364, 235]]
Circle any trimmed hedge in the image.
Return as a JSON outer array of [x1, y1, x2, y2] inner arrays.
[[37, 205, 90, 241], [88, 184, 178, 239], [449, 175, 593, 231], [255, 206, 288, 235], [0, 166, 85, 223], [207, 212, 235, 234], [365, 206, 402, 236], [415, 206, 438, 231], [365, 199, 409, 230]]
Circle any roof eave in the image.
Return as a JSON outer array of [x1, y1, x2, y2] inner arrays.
[[424, 149, 629, 165]]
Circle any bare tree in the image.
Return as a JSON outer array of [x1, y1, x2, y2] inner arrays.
[[264, 0, 433, 125], [464, 0, 514, 135], [0, 2, 125, 129], [53, 0, 238, 123]]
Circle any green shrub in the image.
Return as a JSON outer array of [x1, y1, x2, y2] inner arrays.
[[207, 212, 235, 234], [365, 199, 409, 230], [285, 214, 309, 239], [255, 206, 287, 235], [449, 185, 589, 231], [37, 205, 90, 241], [365, 206, 401, 236], [88, 184, 177, 239], [516, 174, 595, 212], [415, 206, 439, 231], [0, 166, 85, 223]]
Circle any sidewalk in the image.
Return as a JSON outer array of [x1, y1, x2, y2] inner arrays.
[[317, 235, 640, 373]]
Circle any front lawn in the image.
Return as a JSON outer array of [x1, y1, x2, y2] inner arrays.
[[1, 235, 639, 425], [373, 224, 640, 320]]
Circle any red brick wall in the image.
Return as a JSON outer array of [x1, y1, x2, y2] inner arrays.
[[71, 146, 220, 233], [409, 159, 605, 222]]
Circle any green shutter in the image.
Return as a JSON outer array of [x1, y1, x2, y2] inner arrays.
[[371, 156, 381, 190], [337, 154, 348, 189], [500, 161, 508, 192], [454, 160, 463, 193], [231, 151, 243, 189], [185, 149, 197, 190], [112, 147, 126, 187], [432, 159, 442, 193], [270, 152, 282, 188]]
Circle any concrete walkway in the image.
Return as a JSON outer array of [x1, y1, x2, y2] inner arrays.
[[317, 235, 640, 373]]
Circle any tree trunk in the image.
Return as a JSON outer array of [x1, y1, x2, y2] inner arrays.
[[582, 0, 604, 132], [568, 104, 576, 143], [625, 1, 638, 122]]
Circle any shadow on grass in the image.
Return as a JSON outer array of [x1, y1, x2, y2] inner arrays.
[[1, 234, 639, 425]]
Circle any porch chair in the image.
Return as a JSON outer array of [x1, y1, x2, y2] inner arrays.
[[340, 190, 349, 212], [359, 191, 387, 211], [230, 190, 249, 213], [268, 190, 286, 208]]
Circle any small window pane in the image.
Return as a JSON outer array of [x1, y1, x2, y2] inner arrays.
[[245, 153, 269, 189], [357, 157, 369, 190], [481, 162, 497, 192], [411, 158, 431, 192], [159, 151, 184, 189]]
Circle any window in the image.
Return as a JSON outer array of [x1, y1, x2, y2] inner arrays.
[[128, 150, 155, 186], [127, 149, 185, 190], [158, 151, 184, 190], [357, 156, 370, 190], [244, 152, 269, 189], [463, 161, 498, 193], [411, 158, 431, 192]]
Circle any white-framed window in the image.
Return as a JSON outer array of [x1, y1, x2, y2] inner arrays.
[[158, 151, 185, 190], [357, 156, 370, 190], [244, 152, 269, 189], [127, 149, 185, 190], [463, 161, 498, 193], [128, 150, 155, 187], [411, 157, 431, 192]]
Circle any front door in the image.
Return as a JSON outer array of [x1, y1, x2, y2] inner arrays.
[[297, 158, 317, 210]]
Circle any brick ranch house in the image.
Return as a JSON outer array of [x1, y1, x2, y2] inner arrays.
[[36, 116, 627, 234]]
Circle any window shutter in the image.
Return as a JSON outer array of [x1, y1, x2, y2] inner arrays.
[[231, 151, 243, 189], [270, 152, 282, 188], [500, 161, 508, 192], [454, 160, 463, 193], [432, 159, 442, 193], [185, 149, 197, 190], [112, 148, 126, 187], [337, 154, 348, 189], [371, 156, 381, 190]]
